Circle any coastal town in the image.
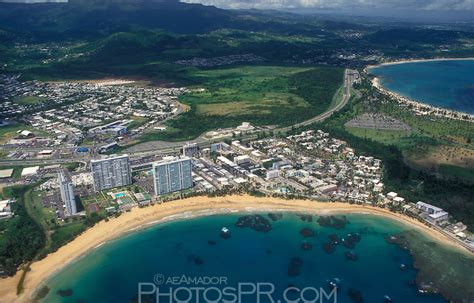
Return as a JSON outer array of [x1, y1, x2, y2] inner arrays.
[[0, 65, 473, 273], [0, 74, 188, 153], [2, 0, 474, 301], [1, 125, 472, 267]]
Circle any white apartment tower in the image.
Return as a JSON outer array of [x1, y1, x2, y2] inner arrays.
[[153, 157, 193, 195], [91, 154, 132, 191], [58, 170, 77, 216]]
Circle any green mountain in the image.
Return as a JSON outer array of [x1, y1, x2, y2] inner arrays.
[[0, 0, 235, 39]]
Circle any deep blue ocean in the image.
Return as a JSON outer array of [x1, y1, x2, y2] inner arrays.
[[40, 213, 448, 303], [369, 60, 474, 114]]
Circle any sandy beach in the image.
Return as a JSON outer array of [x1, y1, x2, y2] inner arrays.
[[365, 57, 474, 71], [0, 195, 471, 302], [365, 58, 474, 121]]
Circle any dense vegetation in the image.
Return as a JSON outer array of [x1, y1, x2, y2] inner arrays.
[[0, 183, 108, 276], [0, 185, 45, 276], [1, 0, 474, 82]]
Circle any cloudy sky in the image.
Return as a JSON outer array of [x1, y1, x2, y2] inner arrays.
[[181, 0, 474, 11], [180, 0, 474, 21]]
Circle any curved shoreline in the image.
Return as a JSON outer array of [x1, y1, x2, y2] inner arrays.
[[366, 58, 474, 121], [0, 195, 472, 302], [366, 57, 474, 70]]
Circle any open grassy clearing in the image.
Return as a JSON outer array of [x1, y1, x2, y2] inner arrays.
[[0, 123, 50, 145], [181, 66, 311, 113], [345, 127, 411, 145], [438, 164, 474, 182], [342, 86, 474, 182], [0, 123, 29, 144], [404, 144, 474, 171], [13, 96, 44, 106], [137, 65, 343, 142]]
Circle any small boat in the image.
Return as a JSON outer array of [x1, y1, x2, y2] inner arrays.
[[383, 295, 393, 303], [220, 227, 231, 239], [399, 264, 406, 271], [326, 278, 341, 290]]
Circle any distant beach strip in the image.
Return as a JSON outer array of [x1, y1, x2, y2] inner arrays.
[[367, 58, 474, 121]]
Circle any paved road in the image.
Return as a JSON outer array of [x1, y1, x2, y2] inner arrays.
[[0, 69, 357, 166], [280, 68, 354, 132]]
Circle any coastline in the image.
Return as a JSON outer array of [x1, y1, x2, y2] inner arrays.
[[365, 57, 474, 71], [366, 58, 474, 121], [0, 195, 472, 302]]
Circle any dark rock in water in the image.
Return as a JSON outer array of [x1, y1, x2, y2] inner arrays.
[[301, 242, 313, 251], [300, 227, 315, 237], [235, 215, 272, 232], [343, 233, 361, 249], [220, 228, 231, 239], [57, 289, 73, 297], [187, 254, 204, 265], [268, 213, 283, 221], [347, 288, 364, 303], [384, 235, 401, 245], [318, 216, 348, 229], [285, 284, 300, 301], [130, 294, 154, 303], [266, 249, 272, 255], [345, 251, 358, 261], [288, 257, 304, 277], [322, 242, 336, 254], [34, 286, 50, 300], [296, 213, 313, 222], [328, 234, 340, 245], [208, 240, 216, 246], [406, 280, 417, 288]]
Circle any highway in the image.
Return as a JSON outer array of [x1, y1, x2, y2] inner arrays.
[[0, 69, 357, 166]]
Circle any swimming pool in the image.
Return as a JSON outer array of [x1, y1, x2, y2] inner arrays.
[[115, 192, 126, 198]]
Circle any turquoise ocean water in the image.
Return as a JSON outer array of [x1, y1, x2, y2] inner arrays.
[[369, 59, 474, 114], [40, 212, 448, 303]]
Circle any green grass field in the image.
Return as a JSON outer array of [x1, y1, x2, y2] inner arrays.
[[49, 222, 86, 253], [345, 127, 411, 145], [13, 96, 44, 106], [0, 123, 50, 145], [340, 82, 474, 183], [138, 65, 343, 142], [0, 123, 28, 144], [25, 190, 57, 231], [438, 164, 474, 182]]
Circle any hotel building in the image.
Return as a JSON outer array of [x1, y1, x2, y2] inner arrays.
[[91, 155, 132, 191], [153, 157, 193, 195], [58, 170, 77, 216]]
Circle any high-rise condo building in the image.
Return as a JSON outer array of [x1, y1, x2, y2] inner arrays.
[[58, 170, 77, 216], [153, 157, 193, 195], [91, 154, 132, 191]]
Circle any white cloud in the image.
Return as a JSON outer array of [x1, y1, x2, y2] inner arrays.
[[181, 0, 474, 10]]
